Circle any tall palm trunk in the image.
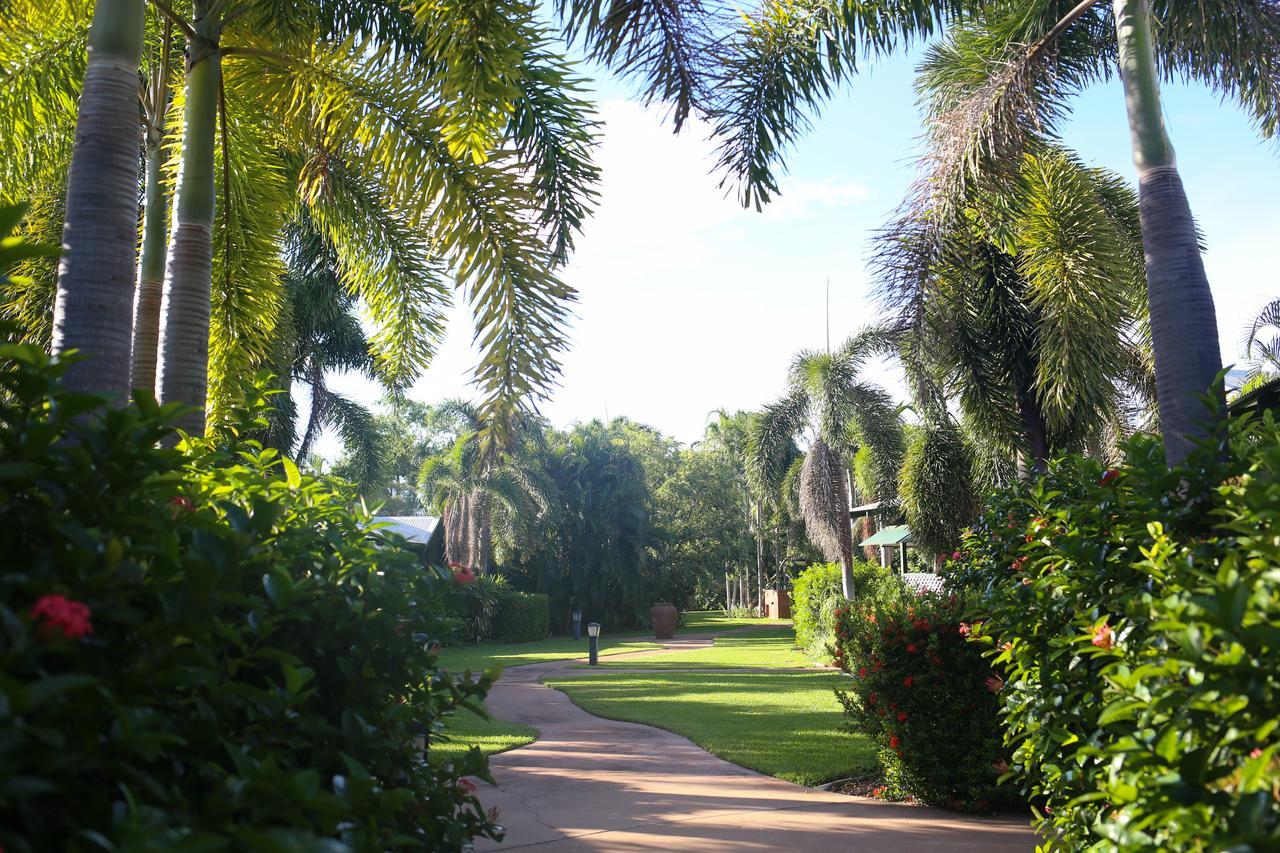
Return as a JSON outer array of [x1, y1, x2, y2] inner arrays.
[[157, 10, 220, 434], [49, 0, 145, 398], [130, 31, 173, 393], [470, 489, 493, 574], [444, 496, 468, 566], [296, 365, 328, 461], [1113, 0, 1223, 466]]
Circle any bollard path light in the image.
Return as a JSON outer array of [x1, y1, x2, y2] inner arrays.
[[587, 622, 600, 666], [571, 609, 583, 641]]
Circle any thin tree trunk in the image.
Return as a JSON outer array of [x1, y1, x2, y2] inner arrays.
[[296, 365, 327, 461], [130, 25, 173, 393], [157, 12, 220, 435], [50, 0, 145, 398], [1015, 386, 1050, 478], [444, 497, 467, 566], [1113, 0, 1224, 466], [471, 489, 493, 574], [754, 503, 765, 612]]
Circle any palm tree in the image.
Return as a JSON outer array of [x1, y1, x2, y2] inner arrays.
[[1242, 298, 1280, 390], [748, 330, 904, 597], [47, 1, 145, 399], [3, 1, 598, 445], [874, 147, 1151, 473], [262, 216, 391, 482], [561, 0, 1280, 465], [418, 405, 553, 574]]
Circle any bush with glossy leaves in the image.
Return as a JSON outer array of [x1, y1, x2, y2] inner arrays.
[[946, 410, 1280, 850], [0, 343, 500, 851]]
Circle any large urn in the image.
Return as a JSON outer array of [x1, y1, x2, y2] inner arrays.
[[649, 602, 678, 639]]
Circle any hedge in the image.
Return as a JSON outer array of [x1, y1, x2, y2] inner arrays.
[[493, 591, 550, 643]]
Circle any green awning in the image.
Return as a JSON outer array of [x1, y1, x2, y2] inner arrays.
[[861, 525, 913, 547]]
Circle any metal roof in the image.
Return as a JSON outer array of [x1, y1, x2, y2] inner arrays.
[[860, 524, 913, 547], [371, 515, 441, 546]]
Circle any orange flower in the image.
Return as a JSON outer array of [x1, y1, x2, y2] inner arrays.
[[1091, 622, 1115, 650]]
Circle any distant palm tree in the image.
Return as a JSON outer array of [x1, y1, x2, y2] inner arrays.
[[748, 330, 903, 597], [1242, 298, 1280, 391], [419, 405, 553, 574]]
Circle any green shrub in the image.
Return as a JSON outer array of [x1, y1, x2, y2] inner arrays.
[[831, 590, 1012, 809], [946, 411, 1280, 849], [792, 561, 893, 661], [444, 573, 508, 643], [0, 345, 499, 851], [493, 590, 550, 643]]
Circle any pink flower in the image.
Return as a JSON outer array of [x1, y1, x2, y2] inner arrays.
[[959, 623, 972, 636], [1250, 748, 1264, 759], [951, 551, 961, 561], [1098, 469, 1120, 487], [30, 595, 93, 641], [169, 495, 194, 517], [1091, 623, 1115, 651]]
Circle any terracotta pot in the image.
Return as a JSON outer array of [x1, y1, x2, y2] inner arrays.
[[650, 602, 678, 639]]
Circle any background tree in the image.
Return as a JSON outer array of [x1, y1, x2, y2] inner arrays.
[[1241, 297, 1280, 393], [874, 148, 1151, 474], [749, 331, 904, 597]]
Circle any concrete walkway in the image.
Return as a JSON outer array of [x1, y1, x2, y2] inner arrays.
[[476, 628, 1036, 851]]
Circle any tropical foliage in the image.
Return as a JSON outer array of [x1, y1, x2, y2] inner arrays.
[[946, 410, 1280, 849], [0, 342, 497, 851]]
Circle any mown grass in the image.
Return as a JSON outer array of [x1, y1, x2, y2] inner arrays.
[[583, 627, 814, 670], [544, 670, 873, 786], [430, 706, 538, 765]]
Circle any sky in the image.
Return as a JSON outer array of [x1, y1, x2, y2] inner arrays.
[[319, 41, 1280, 458]]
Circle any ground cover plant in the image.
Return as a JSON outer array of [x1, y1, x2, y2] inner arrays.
[[545, 671, 874, 786], [0, 346, 498, 851], [585, 627, 812, 669], [947, 411, 1280, 849]]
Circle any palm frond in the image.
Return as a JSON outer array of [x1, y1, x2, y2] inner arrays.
[[556, 0, 724, 130], [746, 388, 810, 493]]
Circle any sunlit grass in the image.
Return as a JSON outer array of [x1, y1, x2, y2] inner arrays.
[[584, 628, 815, 670], [437, 636, 661, 674], [430, 706, 538, 764], [544, 670, 873, 786]]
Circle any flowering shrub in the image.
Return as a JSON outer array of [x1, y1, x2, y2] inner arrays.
[[831, 589, 1013, 808], [946, 410, 1280, 849], [0, 345, 499, 851]]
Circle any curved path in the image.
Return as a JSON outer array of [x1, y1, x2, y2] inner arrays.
[[476, 628, 1036, 851]]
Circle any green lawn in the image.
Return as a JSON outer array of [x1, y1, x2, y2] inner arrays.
[[544, 670, 874, 786], [436, 611, 785, 674], [680, 610, 790, 632], [584, 627, 814, 670], [437, 636, 661, 674], [430, 706, 538, 765]]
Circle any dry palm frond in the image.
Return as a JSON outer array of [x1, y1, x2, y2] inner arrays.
[[797, 438, 852, 567]]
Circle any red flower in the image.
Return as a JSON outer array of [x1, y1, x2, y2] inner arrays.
[[985, 674, 1005, 693], [858, 666, 868, 678], [930, 654, 943, 667], [902, 676, 914, 688], [457, 777, 477, 796], [951, 550, 961, 561], [897, 711, 908, 722], [872, 659, 884, 673], [868, 692, 877, 705], [889, 735, 901, 749], [452, 567, 478, 586], [168, 495, 194, 517], [1091, 622, 1115, 650], [912, 618, 932, 632], [1098, 469, 1120, 487], [1010, 557, 1027, 572], [30, 595, 93, 641], [867, 613, 876, 624], [906, 643, 917, 654]]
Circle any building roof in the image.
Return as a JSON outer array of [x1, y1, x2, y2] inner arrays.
[[371, 515, 441, 546], [860, 524, 913, 547]]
